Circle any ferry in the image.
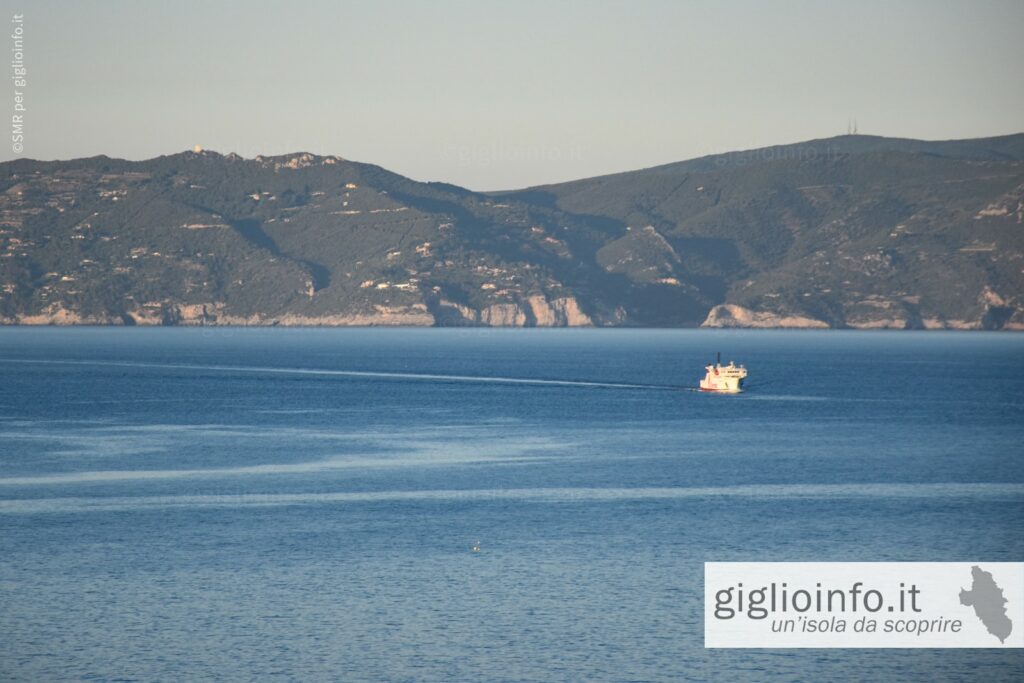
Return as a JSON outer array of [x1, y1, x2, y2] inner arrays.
[[699, 353, 747, 393]]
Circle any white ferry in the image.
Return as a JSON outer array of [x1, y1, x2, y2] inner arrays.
[[699, 353, 747, 393]]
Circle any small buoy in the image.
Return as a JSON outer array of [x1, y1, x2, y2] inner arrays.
[[471, 540, 481, 552]]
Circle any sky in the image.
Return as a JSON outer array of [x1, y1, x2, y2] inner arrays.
[[3, 0, 1023, 190]]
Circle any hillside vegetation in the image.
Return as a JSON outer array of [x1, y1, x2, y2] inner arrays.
[[2, 134, 1022, 328]]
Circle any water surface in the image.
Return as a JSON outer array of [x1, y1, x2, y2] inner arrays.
[[1, 328, 1022, 681]]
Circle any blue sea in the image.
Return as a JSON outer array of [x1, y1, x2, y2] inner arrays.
[[1, 328, 1022, 682]]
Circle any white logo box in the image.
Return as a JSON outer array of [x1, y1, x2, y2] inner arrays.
[[705, 562, 1024, 648]]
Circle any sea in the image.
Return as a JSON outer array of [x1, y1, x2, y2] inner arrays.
[[1, 327, 1022, 682]]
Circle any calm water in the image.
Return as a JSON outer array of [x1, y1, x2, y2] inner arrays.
[[1, 328, 1022, 682]]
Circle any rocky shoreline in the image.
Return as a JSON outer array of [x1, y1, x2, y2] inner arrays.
[[6, 299, 1021, 329]]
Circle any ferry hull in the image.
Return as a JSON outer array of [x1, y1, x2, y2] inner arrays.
[[699, 381, 743, 394]]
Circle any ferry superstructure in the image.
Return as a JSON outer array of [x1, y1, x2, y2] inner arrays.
[[699, 353, 747, 393]]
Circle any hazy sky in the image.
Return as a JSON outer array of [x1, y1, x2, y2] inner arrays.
[[4, 0, 1023, 189]]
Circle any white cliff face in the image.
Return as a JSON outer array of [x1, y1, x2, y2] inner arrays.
[[435, 299, 479, 325], [8, 305, 97, 325], [701, 304, 829, 329], [548, 296, 593, 326], [3, 302, 436, 326], [428, 299, 527, 326], [430, 295, 591, 327], [155, 302, 437, 326], [527, 295, 558, 326], [526, 295, 592, 326], [701, 294, 1024, 330], [921, 318, 979, 330], [842, 298, 918, 330], [480, 303, 528, 326]]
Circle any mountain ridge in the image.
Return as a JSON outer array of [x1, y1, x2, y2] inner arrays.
[[2, 134, 1022, 328]]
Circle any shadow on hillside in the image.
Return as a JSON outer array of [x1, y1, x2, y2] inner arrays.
[[231, 218, 331, 291]]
